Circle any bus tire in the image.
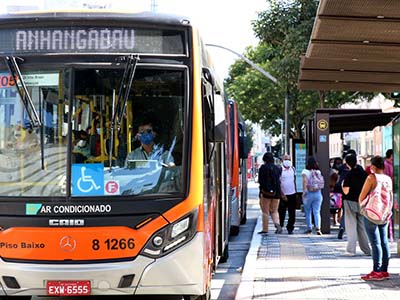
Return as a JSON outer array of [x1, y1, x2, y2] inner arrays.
[[184, 288, 211, 300], [230, 225, 240, 236]]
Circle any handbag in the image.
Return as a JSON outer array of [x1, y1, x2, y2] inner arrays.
[[330, 192, 342, 209]]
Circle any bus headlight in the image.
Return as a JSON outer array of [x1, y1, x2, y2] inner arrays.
[[171, 217, 189, 238], [141, 208, 198, 258]]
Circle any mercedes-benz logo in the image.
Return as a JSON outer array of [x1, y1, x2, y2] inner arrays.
[[60, 236, 77, 252]]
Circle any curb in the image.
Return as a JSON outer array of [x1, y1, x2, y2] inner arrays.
[[234, 215, 261, 300]]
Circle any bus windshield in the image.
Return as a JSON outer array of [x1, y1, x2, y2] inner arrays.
[[0, 61, 185, 198]]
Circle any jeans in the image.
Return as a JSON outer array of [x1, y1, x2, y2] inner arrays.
[[363, 218, 390, 272], [303, 190, 322, 230], [339, 204, 345, 230]]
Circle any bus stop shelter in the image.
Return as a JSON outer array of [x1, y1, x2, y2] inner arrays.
[[308, 109, 399, 233], [298, 0, 400, 233]]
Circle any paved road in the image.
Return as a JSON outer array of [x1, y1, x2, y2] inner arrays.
[[210, 180, 259, 300]]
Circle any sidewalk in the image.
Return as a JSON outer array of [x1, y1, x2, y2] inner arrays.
[[235, 201, 400, 299]]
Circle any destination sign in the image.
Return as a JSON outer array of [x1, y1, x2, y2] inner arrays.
[[0, 27, 185, 55]]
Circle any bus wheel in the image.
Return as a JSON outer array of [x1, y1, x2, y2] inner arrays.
[[230, 225, 240, 236]]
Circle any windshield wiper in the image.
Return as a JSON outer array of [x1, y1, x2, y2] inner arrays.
[[5, 56, 42, 128], [109, 54, 140, 170]]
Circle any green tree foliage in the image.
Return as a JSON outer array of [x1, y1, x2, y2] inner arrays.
[[225, 0, 374, 139]]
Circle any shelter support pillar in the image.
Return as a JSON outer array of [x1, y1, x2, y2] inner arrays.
[[315, 112, 331, 234]]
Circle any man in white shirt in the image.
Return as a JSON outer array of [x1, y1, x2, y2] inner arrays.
[[278, 154, 297, 234]]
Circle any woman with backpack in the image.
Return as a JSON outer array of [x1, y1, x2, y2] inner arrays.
[[358, 156, 393, 281], [301, 157, 324, 235], [258, 152, 282, 235]]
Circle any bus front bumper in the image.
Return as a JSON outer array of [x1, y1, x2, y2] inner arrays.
[[0, 233, 204, 296]]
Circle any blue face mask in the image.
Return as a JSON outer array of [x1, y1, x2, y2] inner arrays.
[[96, 128, 101, 135], [139, 133, 154, 145]]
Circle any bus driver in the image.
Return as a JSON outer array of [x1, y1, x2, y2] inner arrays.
[[124, 119, 174, 168]]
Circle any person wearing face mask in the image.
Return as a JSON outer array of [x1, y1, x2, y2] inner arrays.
[[124, 119, 174, 167], [278, 154, 297, 234], [73, 130, 90, 163]]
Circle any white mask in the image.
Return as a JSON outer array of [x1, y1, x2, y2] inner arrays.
[[283, 160, 292, 168]]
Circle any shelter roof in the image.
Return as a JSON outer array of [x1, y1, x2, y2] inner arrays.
[[299, 0, 400, 93], [315, 108, 399, 133]]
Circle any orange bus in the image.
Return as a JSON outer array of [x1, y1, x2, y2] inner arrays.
[[227, 99, 248, 236], [0, 11, 234, 299]]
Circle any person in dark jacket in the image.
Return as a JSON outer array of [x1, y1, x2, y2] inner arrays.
[[341, 154, 371, 256], [258, 152, 282, 235]]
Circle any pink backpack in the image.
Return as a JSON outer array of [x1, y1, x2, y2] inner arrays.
[[307, 170, 324, 192], [360, 174, 393, 225]]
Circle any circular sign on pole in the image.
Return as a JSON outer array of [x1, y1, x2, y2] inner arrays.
[[317, 119, 329, 131], [105, 180, 120, 195]]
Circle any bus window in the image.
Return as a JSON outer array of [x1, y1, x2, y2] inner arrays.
[[0, 70, 68, 197]]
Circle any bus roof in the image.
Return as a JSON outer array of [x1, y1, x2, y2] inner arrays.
[[0, 11, 191, 27]]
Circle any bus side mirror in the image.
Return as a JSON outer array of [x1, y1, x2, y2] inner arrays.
[[202, 67, 215, 86], [239, 136, 249, 159]]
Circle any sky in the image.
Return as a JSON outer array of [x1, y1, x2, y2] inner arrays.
[[0, 0, 268, 79]]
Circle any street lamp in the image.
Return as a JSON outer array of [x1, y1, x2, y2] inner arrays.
[[205, 44, 277, 83], [205, 44, 289, 154]]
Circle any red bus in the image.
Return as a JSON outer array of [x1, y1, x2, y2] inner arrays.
[[227, 99, 248, 235]]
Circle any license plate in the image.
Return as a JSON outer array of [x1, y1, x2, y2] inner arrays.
[[46, 280, 91, 296]]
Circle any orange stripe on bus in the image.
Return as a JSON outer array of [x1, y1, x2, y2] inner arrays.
[[0, 216, 168, 261]]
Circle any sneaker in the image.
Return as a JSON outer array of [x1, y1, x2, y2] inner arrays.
[[361, 271, 385, 281], [382, 272, 390, 279], [257, 231, 268, 235], [341, 251, 356, 257], [288, 230, 293, 235], [316, 230, 322, 235], [303, 229, 312, 234], [337, 228, 344, 239]]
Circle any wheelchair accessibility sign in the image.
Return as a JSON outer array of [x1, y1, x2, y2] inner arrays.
[[72, 164, 104, 196]]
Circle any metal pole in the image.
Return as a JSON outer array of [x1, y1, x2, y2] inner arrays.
[[284, 92, 289, 155], [280, 119, 284, 155], [205, 44, 278, 83], [150, 0, 158, 12]]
